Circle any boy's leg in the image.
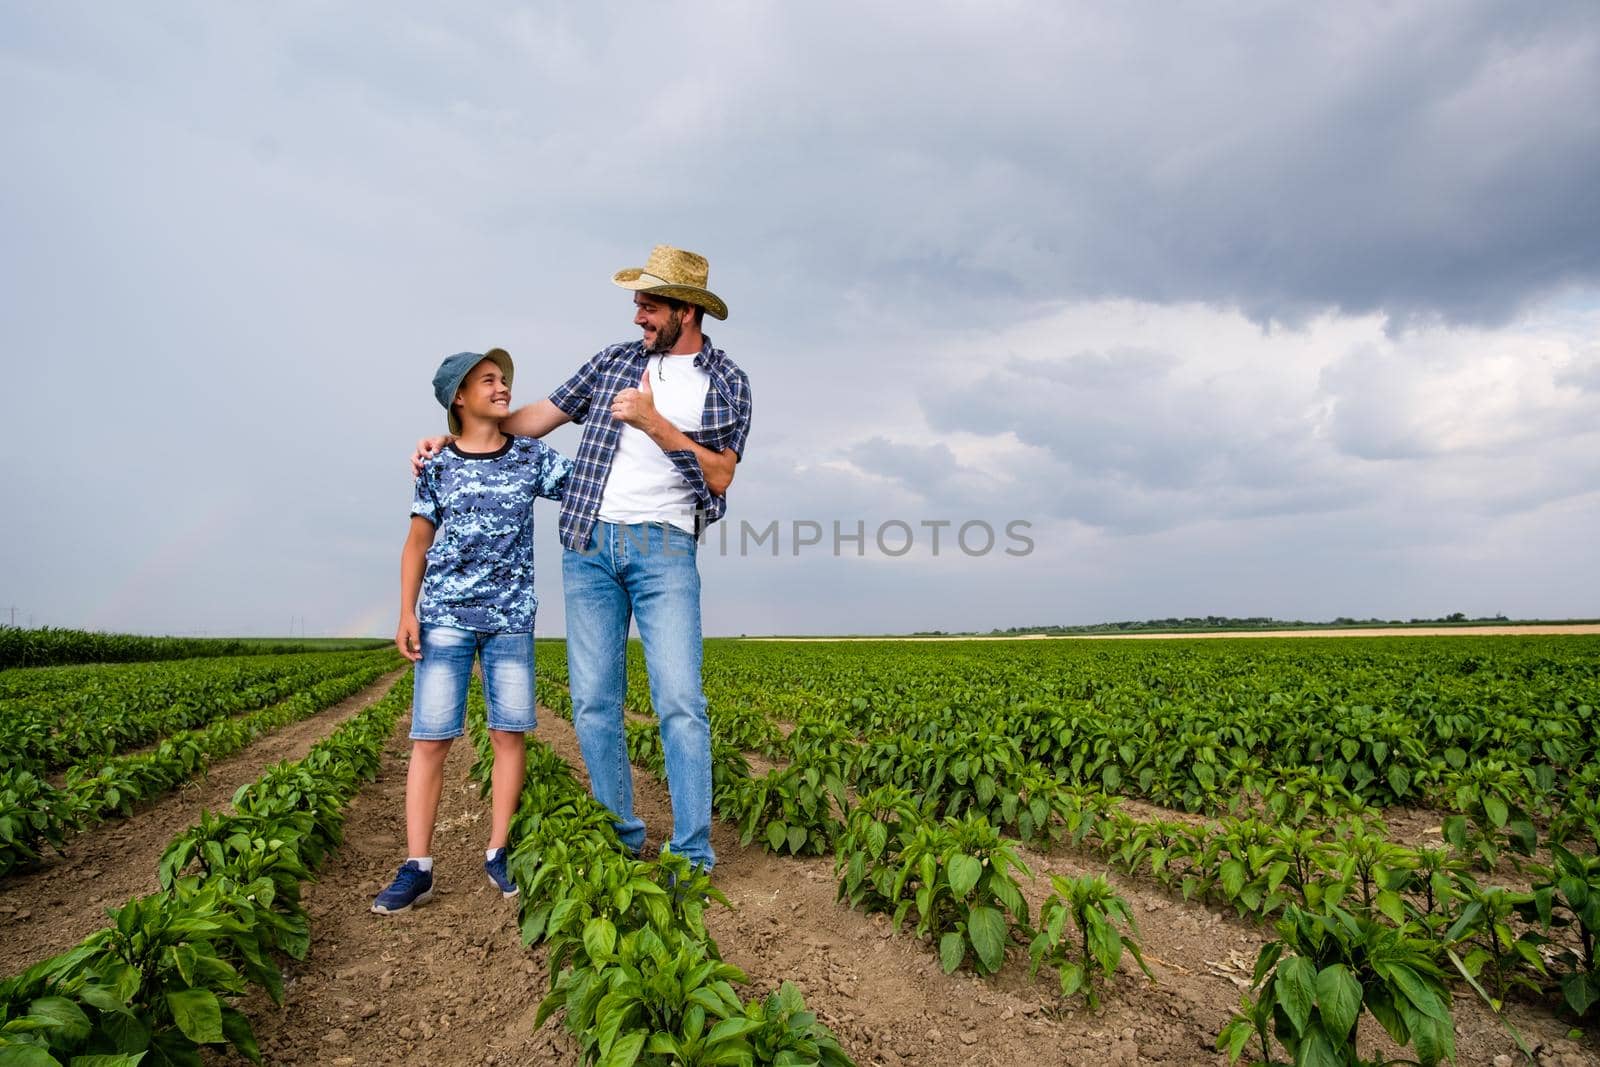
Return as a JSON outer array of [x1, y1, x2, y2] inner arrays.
[[563, 523, 647, 856], [479, 631, 536, 851], [486, 730, 526, 850], [405, 739, 453, 857], [405, 624, 476, 854], [376, 624, 472, 913], [626, 523, 714, 871]]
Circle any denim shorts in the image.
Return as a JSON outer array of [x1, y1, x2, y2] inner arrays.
[[410, 625, 537, 741]]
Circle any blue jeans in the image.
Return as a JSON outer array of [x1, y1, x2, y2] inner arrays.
[[563, 521, 713, 869], [411, 626, 537, 740]]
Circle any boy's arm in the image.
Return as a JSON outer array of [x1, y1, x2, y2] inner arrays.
[[397, 516, 436, 662], [536, 444, 576, 502]]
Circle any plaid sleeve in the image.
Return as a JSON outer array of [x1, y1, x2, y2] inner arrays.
[[548, 349, 608, 424], [725, 368, 752, 460], [664, 449, 711, 510]]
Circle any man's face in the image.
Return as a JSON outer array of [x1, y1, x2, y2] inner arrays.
[[634, 294, 690, 353], [453, 359, 511, 423]]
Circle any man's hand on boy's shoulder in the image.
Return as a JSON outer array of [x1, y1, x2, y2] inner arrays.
[[411, 435, 452, 477]]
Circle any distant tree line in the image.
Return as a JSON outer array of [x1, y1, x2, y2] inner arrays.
[[0, 626, 390, 669], [987, 613, 1521, 636]]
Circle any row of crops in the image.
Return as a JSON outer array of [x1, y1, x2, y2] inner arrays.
[[0, 626, 389, 669], [0, 649, 401, 876], [1, 640, 851, 1066], [534, 635, 1598, 1066], [457, 681, 854, 1065], [0, 670, 414, 1063]]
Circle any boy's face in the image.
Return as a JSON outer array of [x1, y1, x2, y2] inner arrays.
[[453, 359, 511, 424]]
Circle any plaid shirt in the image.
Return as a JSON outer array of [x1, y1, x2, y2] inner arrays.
[[548, 336, 752, 551]]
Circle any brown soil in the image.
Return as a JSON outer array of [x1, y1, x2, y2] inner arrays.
[[240, 707, 580, 1065], [12, 674, 1594, 1065], [0, 670, 406, 975], [245, 705, 1598, 1067]]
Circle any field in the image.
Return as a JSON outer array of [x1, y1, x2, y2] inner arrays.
[[1, 634, 1597, 1065]]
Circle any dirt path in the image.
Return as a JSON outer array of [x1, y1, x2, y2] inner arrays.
[[245, 704, 577, 1065], [0, 669, 406, 975]]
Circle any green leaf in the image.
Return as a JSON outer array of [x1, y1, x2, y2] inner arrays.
[[1219, 859, 1246, 899], [584, 918, 618, 962], [1275, 956, 1317, 1037], [967, 906, 1007, 974], [1483, 795, 1509, 829], [27, 997, 91, 1043], [1387, 764, 1410, 798], [0, 1047, 62, 1067], [786, 826, 807, 853], [165, 987, 224, 1045], [947, 854, 982, 898], [1298, 1025, 1344, 1067], [706, 1017, 764, 1044], [69, 1056, 147, 1067], [1387, 964, 1449, 1022], [1559, 971, 1599, 1017], [766, 821, 786, 851], [1315, 963, 1361, 1040], [220, 1006, 260, 1063], [597, 1029, 646, 1067], [939, 931, 966, 974]]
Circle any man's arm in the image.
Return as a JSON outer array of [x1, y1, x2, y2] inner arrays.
[[502, 398, 573, 439], [411, 399, 573, 477], [611, 373, 738, 495], [396, 516, 436, 662]]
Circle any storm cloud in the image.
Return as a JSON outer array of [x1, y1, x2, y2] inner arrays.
[[3, 2, 1597, 636]]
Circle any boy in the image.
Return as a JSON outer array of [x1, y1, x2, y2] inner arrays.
[[372, 348, 573, 914]]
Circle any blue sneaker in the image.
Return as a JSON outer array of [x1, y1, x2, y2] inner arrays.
[[371, 861, 433, 914], [485, 848, 517, 898]]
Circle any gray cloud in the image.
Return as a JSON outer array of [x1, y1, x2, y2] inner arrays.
[[3, 3, 1598, 636]]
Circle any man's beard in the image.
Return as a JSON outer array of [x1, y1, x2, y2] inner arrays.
[[646, 313, 682, 353]]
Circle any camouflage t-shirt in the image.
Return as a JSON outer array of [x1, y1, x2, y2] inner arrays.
[[411, 435, 573, 633]]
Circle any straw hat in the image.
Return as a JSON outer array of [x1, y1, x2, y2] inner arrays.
[[612, 245, 729, 321]]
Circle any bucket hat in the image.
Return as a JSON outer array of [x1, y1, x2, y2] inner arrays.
[[433, 348, 513, 435], [612, 245, 728, 321]]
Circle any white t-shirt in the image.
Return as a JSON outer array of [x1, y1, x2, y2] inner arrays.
[[598, 353, 711, 534]]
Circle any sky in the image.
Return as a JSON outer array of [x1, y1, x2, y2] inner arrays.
[[2, 1, 1598, 637]]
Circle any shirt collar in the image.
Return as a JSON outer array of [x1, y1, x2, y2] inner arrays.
[[635, 336, 721, 373]]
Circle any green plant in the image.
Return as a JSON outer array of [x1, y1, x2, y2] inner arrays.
[[1441, 761, 1537, 871], [1218, 905, 1455, 1067], [1518, 844, 1600, 1017], [730, 757, 847, 857], [536, 924, 748, 1066], [1440, 876, 1545, 1011], [737, 980, 854, 1066], [1027, 873, 1153, 1007], [889, 813, 1031, 976]]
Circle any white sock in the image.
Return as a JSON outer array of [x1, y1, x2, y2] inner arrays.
[[408, 856, 433, 872], [487, 847, 503, 860]]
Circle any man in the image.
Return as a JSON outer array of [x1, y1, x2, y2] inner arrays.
[[414, 245, 751, 873]]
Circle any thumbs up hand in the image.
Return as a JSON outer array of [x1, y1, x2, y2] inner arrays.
[[611, 364, 660, 430]]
